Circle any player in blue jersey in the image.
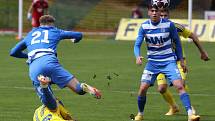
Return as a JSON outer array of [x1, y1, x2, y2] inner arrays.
[[133, 4, 200, 121], [157, 8, 210, 116], [10, 15, 101, 120]]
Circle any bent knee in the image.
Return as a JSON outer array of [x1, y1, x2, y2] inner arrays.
[[175, 85, 185, 92], [157, 84, 167, 94], [158, 87, 166, 93]]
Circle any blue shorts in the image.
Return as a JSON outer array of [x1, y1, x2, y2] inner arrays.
[[141, 61, 182, 86], [29, 54, 74, 89]]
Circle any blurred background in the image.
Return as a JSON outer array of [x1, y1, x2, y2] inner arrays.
[[0, 0, 215, 32], [0, 1, 215, 121]]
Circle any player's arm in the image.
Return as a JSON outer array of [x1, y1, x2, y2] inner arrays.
[[27, 3, 33, 20], [59, 30, 83, 43], [188, 32, 210, 61], [176, 23, 210, 61], [170, 22, 187, 72], [134, 26, 145, 65], [10, 40, 28, 58]]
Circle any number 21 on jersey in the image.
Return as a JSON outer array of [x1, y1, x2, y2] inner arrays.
[[31, 30, 49, 45]]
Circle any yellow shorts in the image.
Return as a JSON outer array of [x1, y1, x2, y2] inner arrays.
[[157, 60, 187, 85]]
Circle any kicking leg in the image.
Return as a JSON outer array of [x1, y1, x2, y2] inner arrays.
[[66, 77, 101, 99]]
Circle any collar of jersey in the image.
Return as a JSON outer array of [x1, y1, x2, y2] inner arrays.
[[150, 18, 162, 26]]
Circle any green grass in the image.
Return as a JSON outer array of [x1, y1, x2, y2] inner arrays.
[[0, 35, 215, 121]]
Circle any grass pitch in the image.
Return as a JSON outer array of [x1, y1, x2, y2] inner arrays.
[[0, 35, 214, 121]]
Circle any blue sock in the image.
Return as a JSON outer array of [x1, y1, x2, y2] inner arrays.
[[75, 83, 86, 95], [41, 87, 57, 110], [137, 96, 146, 114], [180, 93, 192, 112]]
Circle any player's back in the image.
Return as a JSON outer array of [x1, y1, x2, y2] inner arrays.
[[24, 26, 61, 53], [33, 105, 68, 121]]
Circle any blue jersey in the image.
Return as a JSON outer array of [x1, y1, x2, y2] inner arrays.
[[134, 18, 183, 62], [10, 26, 83, 88], [10, 26, 82, 63]]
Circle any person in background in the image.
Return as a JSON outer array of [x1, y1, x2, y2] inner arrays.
[[27, 0, 49, 27], [131, 6, 143, 19]]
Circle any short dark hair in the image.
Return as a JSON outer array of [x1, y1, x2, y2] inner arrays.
[[161, 8, 169, 13], [39, 15, 55, 25]]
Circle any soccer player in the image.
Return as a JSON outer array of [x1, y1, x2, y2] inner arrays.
[[10, 15, 101, 118], [33, 99, 75, 121], [133, 4, 200, 121], [27, 0, 49, 27], [157, 8, 210, 116]]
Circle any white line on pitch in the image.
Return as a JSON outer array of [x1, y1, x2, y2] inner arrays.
[[0, 85, 214, 97]]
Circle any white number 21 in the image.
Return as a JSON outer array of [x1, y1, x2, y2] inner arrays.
[[31, 30, 49, 45]]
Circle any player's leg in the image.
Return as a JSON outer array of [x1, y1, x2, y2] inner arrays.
[[165, 62, 200, 121], [172, 80, 200, 121], [177, 61, 196, 115], [134, 82, 150, 121], [177, 61, 189, 92], [29, 55, 63, 112], [157, 74, 179, 115], [35, 75, 57, 111], [66, 77, 101, 99], [49, 63, 101, 99], [135, 63, 157, 121]]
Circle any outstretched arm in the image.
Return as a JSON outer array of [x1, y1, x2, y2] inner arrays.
[[189, 33, 210, 61], [60, 30, 83, 43], [10, 40, 28, 58]]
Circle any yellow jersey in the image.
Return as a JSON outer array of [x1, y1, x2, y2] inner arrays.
[[174, 23, 192, 58], [33, 101, 74, 121]]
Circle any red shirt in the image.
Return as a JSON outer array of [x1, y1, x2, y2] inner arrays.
[[32, 0, 48, 20]]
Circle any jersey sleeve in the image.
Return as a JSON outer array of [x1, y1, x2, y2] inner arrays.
[[134, 25, 145, 58], [59, 30, 83, 43], [10, 39, 28, 58], [170, 22, 183, 60], [175, 23, 192, 38]]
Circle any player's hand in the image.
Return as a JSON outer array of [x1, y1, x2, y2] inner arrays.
[[70, 39, 80, 43], [200, 51, 210, 61], [27, 12, 32, 20], [180, 60, 187, 73], [136, 56, 144, 65]]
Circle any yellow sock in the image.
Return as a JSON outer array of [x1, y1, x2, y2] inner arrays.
[[185, 84, 190, 93], [162, 89, 177, 107]]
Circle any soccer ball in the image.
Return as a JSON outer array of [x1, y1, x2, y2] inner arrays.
[[151, 0, 170, 9]]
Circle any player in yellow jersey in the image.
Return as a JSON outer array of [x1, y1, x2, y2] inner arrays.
[[157, 8, 210, 116], [33, 99, 75, 121]]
